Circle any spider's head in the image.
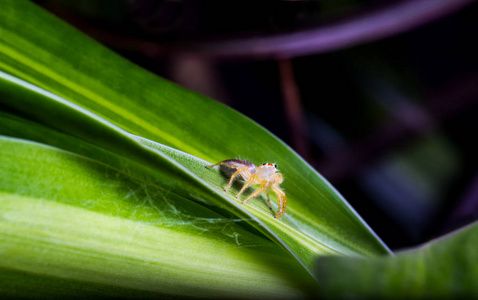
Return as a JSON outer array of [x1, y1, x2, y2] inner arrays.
[[257, 163, 277, 177]]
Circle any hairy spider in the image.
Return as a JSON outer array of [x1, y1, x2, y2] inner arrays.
[[206, 159, 287, 218]]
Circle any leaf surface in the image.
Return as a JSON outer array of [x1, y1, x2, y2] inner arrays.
[[0, 135, 316, 298], [316, 222, 478, 299], [0, 0, 389, 286]]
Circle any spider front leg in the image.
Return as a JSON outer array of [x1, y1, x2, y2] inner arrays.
[[272, 186, 287, 218], [266, 189, 272, 209]]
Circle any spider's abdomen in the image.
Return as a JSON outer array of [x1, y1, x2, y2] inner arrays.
[[219, 159, 256, 178]]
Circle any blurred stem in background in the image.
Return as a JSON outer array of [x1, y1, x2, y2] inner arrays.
[[278, 58, 310, 161]]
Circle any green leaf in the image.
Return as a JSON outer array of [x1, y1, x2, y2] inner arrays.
[[0, 67, 386, 276], [0, 0, 391, 295], [0, 135, 316, 298], [316, 222, 478, 299]]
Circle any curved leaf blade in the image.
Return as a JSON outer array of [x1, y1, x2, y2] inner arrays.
[[0, 70, 387, 276], [0, 0, 390, 280], [0, 136, 316, 298], [316, 222, 478, 299]]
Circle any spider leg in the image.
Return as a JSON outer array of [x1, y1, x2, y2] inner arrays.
[[241, 179, 266, 204], [205, 162, 221, 169], [266, 189, 272, 209], [277, 173, 284, 184], [206, 161, 243, 170], [224, 167, 251, 192], [272, 186, 287, 218], [236, 174, 259, 198]]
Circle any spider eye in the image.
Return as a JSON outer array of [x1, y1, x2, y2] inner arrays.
[[274, 164, 277, 168], [262, 163, 266, 165]]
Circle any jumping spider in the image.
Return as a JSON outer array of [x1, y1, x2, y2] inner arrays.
[[206, 159, 287, 218]]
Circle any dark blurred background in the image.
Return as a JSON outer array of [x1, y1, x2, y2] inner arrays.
[[33, 0, 478, 250]]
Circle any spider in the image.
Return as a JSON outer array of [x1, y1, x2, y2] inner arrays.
[[205, 159, 287, 218]]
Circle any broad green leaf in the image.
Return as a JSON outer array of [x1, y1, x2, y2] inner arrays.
[[0, 69, 386, 275], [0, 136, 316, 298], [0, 0, 390, 279], [315, 222, 478, 299]]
